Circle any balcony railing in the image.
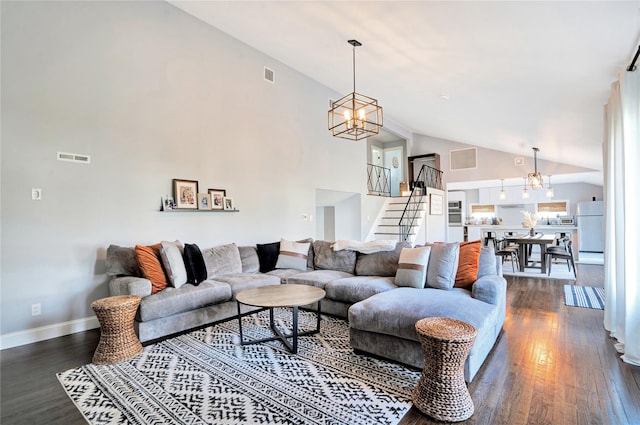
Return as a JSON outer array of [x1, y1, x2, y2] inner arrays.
[[367, 163, 391, 197]]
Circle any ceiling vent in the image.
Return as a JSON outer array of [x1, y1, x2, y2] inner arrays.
[[450, 147, 477, 171], [57, 152, 91, 164], [264, 66, 274, 83]]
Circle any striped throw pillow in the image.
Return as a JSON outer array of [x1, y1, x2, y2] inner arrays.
[[275, 239, 311, 271], [395, 246, 432, 289]]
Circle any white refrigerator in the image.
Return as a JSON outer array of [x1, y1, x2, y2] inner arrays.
[[576, 201, 604, 252]]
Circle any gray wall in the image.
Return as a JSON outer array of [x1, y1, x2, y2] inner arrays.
[[0, 1, 370, 342]]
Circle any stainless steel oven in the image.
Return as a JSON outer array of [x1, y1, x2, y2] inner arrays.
[[448, 201, 463, 226]]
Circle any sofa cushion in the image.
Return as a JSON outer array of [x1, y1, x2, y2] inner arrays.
[[348, 287, 497, 342], [355, 241, 409, 276], [313, 240, 357, 274], [395, 246, 431, 289], [425, 242, 460, 290], [325, 276, 397, 304], [256, 241, 280, 273], [265, 268, 303, 283], [238, 246, 260, 273], [184, 243, 207, 284], [202, 243, 242, 278], [454, 240, 482, 289], [137, 280, 232, 322], [477, 245, 498, 278], [160, 240, 188, 288], [287, 269, 354, 289], [106, 245, 141, 277], [135, 244, 168, 294], [213, 274, 281, 298], [275, 239, 311, 271]]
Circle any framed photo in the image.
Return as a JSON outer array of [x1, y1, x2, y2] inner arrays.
[[173, 179, 198, 209], [223, 196, 234, 211], [430, 193, 443, 215], [208, 188, 226, 210], [197, 193, 211, 210], [162, 195, 175, 210]]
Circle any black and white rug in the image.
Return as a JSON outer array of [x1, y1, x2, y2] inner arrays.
[[58, 310, 419, 425], [564, 285, 605, 310]]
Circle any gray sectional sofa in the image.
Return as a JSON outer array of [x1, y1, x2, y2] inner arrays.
[[105, 238, 506, 382]]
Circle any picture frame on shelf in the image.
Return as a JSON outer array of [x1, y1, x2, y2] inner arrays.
[[208, 188, 226, 210], [173, 179, 198, 209], [197, 193, 212, 210], [162, 195, 175, 210], [223, 196, 234, 211]]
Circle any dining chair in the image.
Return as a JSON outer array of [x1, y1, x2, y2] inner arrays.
[[545, 240, 577, 279], [494, 237, 520, 272]]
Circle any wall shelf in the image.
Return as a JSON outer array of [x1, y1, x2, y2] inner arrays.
[[160, 209, 239, 213]]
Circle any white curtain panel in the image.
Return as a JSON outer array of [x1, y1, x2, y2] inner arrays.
[[603, 67, 640, 366]]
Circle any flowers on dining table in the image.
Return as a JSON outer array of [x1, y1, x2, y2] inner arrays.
[[520, 210, 538, 228]]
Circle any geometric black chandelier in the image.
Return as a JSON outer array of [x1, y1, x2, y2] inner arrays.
[[328, 40, 383, 140], [527, 147, 544, 190]]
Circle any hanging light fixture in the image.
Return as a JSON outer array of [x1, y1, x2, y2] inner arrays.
[[546, 175, 554, 198], [499, 179, 506, 200], [328, 40, 383, 140], [527, 147, 544, 189], [522, 177, 530, 199]]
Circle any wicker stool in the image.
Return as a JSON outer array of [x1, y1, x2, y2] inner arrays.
[[91, 295, 143, 365], [412, 317, 477, 422]]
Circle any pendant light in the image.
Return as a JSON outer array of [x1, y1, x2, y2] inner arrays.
[[499, 179, 506, 200], [522, 177, 530, 199], [328, 40, 383, 140], [527, 147, 544, 189], [546, 175, 554, 198]]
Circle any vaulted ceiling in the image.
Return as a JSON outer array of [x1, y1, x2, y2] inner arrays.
[[170, 1, 639, 172]]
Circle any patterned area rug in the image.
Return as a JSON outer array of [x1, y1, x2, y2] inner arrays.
[[564, 285, 605, 310], [58, 310, 419, 425]]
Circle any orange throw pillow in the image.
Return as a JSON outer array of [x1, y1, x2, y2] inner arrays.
[[454, 240, 482, 289], [135, 244, 168, 294]]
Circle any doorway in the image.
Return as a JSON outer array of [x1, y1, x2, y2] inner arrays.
[[384, 146, 403, 197]]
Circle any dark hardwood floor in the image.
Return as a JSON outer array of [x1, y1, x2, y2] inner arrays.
[[1, 263, 639, 425]]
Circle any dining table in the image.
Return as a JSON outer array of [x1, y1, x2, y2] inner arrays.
[[505, 233, 557, 273]]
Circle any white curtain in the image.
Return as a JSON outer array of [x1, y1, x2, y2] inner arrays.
[[603, 66, 640, 366]]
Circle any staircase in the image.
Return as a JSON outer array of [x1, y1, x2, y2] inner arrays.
[[373, 196, 427, 243]]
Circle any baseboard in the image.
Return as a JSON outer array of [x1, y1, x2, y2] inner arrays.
[[0, 316, 99, 350]]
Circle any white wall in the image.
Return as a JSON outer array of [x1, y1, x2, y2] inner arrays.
[[411, 134, 596, 186], [0, 1, 370, 345]]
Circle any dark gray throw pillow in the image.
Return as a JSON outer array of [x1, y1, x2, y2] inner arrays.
[[184, 243, 206, 285], [105, 245, 141, 277]]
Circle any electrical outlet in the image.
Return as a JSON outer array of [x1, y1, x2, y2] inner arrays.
[[31, 188, 42, 200], [31, 303, 41, 316]]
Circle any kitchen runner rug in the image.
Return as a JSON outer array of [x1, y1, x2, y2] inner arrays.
[[564, 285, 605, 310], [57, 309, 419, 425]]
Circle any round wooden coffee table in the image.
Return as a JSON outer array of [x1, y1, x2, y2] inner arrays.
[[91, 295, 143, 365], [412, 317, 477, 422], [236, 284, 325, 354]]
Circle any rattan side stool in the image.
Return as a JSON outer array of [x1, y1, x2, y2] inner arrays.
[[412, 317, 477, 422], [91, 295, 143, 365]]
